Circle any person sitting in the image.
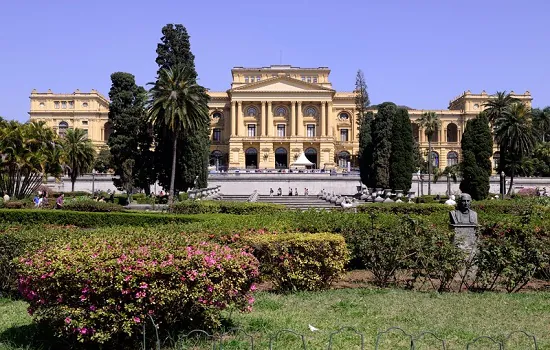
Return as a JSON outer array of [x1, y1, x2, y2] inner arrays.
[[33, 195, 40, 207]]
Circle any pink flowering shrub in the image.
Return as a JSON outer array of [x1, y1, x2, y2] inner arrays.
[[16, 236, 259, 345]]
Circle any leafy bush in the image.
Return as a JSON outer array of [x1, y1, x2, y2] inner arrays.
[[243, 233, 349, 292], [63, 199, 124, 212], [3, 200, 27, 209], [357, 203, 449, 216], [170, 200, 287, 215], [17, 236, 259, 345], [473, 221, 550, 292], [0, 209, 200, 227]]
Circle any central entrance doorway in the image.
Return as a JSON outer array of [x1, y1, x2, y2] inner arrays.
[[305, 148, 317, 169], [245, 148, 258, 169], [275, 147, 288, 169]]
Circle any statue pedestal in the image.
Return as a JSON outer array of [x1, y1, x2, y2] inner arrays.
[[450, 224, 477, 254]]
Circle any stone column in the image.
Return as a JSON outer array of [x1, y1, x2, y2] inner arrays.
[[288, 102, 296, 136], [351, 108, 356, 141], [267, 101, 273, 136], [327, 102, 334, 136], [297, 101, 303, 137], [237, 101, 243, 136], [231, 101, 236, 136], [261, 101, 266, 137], [320, 102, 326, 137]]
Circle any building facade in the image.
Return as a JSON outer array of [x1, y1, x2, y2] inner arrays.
[[29, 65, 533, 171], [28, 89, 111, 149]]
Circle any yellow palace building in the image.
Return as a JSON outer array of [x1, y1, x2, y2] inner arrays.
[[29, 65, 532, 171]]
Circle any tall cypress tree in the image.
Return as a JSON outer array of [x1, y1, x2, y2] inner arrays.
[[153, 24, 210, 192], [372, 102, 396, 188], [107, 72, 154, 194], [459, 113, 493, 200], [359, 111, 374, 187], [389, 107, 414, 191]]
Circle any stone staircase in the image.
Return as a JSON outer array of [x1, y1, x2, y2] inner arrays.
[[219, 194, 251, 202], [257, 195, 345, 210]]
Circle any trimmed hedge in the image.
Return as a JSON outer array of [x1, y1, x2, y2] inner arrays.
[[0, 209, 199, 227], [243, 233, 349, 292], [17, 235, 259, 346], [170, 200, 287, 215], [63, 200, 124, 212]]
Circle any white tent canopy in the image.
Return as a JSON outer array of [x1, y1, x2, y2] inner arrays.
[[290, 152, 314, 168]]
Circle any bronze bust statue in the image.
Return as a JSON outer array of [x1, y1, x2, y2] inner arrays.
[[449, 193, 478, 225]]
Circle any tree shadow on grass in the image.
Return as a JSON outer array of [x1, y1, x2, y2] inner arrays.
[[0, 323, 79, 350]]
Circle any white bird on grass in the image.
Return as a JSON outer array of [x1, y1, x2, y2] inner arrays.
[[308, 324, 320, 332]]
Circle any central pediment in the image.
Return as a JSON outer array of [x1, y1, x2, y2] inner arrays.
[[230, 76, 335, 93]]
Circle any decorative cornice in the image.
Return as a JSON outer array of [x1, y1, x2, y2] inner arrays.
[[229, 75, 335, 93]]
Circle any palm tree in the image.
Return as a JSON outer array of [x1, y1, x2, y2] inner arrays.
[[483, 91, 520, 125], [62, 128, 96, 192], [147, 65, 209, 206], [532, 107, 550, 142], [416, 111, 440, 195], [494, 102, 537, 194]]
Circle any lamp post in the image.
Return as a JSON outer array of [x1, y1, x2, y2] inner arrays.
[[91, 169, 97, 195]]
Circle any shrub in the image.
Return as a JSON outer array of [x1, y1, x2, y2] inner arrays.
[[3, 200, 26, 209], [473, 221, 550, 292], [17, 236, 259, 345], [170, 200, 287, 215], [63, 199, 124, 212], [243, 233, 349, 291], [0, 209, 200, 227]]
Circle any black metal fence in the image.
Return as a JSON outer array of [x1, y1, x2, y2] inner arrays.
[[141, 318, 539, 350]]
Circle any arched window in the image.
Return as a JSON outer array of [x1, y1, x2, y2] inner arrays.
[[246, 106, 258, 116], [339, 112, 350, 120], [275, 107, 287, 116], [447, 151, 459, 166], [338, 151, 351, 168], [103, 122, 112, 142], [493, 151, 500, 170], [447, 123, 458, 142], [58, 121, 68, 138], [305, 147, 317, 168], [429, 126, 439, 142], [305, 107, 317, 117], [411, 123, 420, 142], [430, 151, 440, 168]]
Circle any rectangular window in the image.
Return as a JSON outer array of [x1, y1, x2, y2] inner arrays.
[[307, 124, 315, 137], [54, 101, 60, 109], [301, 76, 306, 81], [244, 77, 249, 83], [277, 124, 285, 137], [256, 76, 261, 82], [213, 128, 221, 142], [82, 120, 88, 125], [61, 101, 67, 109], [313, 77, 318, 83], [68, 101, 74, 109], [340, 129, 349, 142], [306, 77, 311, 83], [247, 124, 256, 137]]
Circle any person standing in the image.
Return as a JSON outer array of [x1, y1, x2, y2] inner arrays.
[[55, 193, 64, 209]]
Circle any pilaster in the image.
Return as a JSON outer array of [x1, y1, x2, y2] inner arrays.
[[297, 101, 303, 137], [289, 101, 295, 137], [237, 101, 242, 136], [228, 141, 243, 169], [231, 101, 236, 136], [267, 101, 273, 136], [320, 102, 326, 136], [320, 142, 336, 169], [261, 101, 266, 137], [259, 142, 273, 169], [327, 102, 334, 137]]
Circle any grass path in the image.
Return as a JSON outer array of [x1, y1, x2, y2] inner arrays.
[[1, 289, 549, 349]]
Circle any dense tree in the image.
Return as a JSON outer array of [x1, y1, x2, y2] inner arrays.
[[0, 121, 63, 198], [147, 66, 210, 205], [494, 102, 537, 194], [416, 111, 440, 195], [107, 72, 155, 194], [532, 107, 550, 142], [358, 112, 374, 187], [93, 147, 112, 174], [153, 24, 210, 195], [372, 102, 396, 188], [354, 69, 370, 122], [483, 91, 519, 124], [389, 108, 414, 191], [63, 128, 95, 192], [459, 113, 493, 200]]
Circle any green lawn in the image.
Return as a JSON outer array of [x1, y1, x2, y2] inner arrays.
[[1, 288, 549, 349]]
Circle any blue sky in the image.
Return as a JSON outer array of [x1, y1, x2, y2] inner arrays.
[[1, 0, 549, 122]]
